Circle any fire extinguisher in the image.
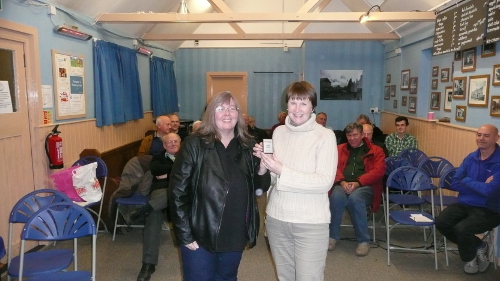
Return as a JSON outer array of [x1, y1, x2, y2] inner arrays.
[[45, 125, 64, 169]]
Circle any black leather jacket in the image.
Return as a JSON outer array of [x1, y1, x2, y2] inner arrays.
[[169, 134, 271, 252]]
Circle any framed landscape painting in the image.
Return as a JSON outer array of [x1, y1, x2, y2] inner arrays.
[[467, 75, 489, 107]]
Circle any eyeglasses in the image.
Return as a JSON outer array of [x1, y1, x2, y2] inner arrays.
[[215, 106, 239, 113], [166, 140, 179, 144]]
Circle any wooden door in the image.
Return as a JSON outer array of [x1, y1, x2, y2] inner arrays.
[[206, 72, 248, 114]]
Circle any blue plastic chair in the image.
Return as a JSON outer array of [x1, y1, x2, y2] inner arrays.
[[7, 189, 73, 281], [72, 156, 109, 232], [386, 166, 438, 270], [0, 236, 5, 260], [398, 148, 429, 168], [385, 156, 425, 209], [112, 192, 150, 241], [16, 202, 97, 281], [419, 158, 455, 209]]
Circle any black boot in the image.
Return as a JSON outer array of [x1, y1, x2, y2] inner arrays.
[[137, 263, 155, 281], [123, 203, 153, 227]]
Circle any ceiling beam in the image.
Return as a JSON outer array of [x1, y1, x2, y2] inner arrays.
[[96, 12, 436, 24], [142, 32, 400, 40], [293, 0, 332, 34], [206, 0, 245, 34]]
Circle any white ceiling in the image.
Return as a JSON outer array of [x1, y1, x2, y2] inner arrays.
[[47, 0, 458, 51]]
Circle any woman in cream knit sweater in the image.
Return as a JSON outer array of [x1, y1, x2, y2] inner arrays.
[[254, 81, 337, 281]]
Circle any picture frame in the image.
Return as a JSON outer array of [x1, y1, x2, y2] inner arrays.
[[467, 74, 490, 107], [454, 51, 462, 61], [452, 76, 467, 99], [401, 69, 410, 90], [444, 86, 453, 112], [432, 66, 439, 77], [490, 96, 500, 117], [393, 99, 398, 109], [455, 105, 466, 122], [409, 77, 418, 94], [408, 96, 417, 113], [441, 68, 450, 82], [384, 86, 390, 100], [481, 42, 496, 58], [493, 64, 500, 86], [386, 74, 391, 83], [402, 96, 407, 106], [430, 92, 441, 110], [432, 79, 438, 90], [462, 48, 476, 72], [390, 85, 396, 97]]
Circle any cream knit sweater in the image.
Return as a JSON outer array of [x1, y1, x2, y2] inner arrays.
[[266, 114, 337, 224]]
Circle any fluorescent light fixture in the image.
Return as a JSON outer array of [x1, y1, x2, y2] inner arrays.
[[55, 25, 93, 41], [137, 46, 153, 56], [359, 5, 381, 24], [177, 0, 189, 14]]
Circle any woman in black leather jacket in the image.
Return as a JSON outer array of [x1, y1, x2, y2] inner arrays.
[[169, 91, 271, 281]]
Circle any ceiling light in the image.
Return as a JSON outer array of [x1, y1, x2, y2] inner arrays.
[[177, 0, 189, 14], [55, 25, 93, 41], [359, 5, 381, 24], [137, 47, 153, 56]]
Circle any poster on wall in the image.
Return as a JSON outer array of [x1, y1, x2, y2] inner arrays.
[[52, 50, 86, 120], [319, 70, 363, 100]]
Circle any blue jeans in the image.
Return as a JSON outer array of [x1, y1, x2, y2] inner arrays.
[[180, 245, 243, 281], [329, 185, 373, 243]]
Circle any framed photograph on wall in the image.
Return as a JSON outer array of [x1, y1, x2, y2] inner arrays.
[[408, 97, 417, 113], [401, 69, 410, 90], [390, 85, 396, 97], [462, 48, 476, 72], [384, 86, 390, 100], [386, 74, 391, 83], [454, 51, 462, 61], [468, 74, 490, 107], [393, 100, 398, 108], [402, 96, 407, 106], [441, 68, 450, 82], [409, 77, 418, 94], [490, 96, 500, 117], [432, 66, 439, 77], [430, 92, 441, 110], [432, 79, 438, 90], [455, 105, 466, 122], [444, 86, 453, 112], [453, 76, 467, 99], [481, 42, 496, 58], [493, 64, 500, 86]]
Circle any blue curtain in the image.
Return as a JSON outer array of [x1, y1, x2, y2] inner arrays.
[[150, 57, 179, 116], [93, 40, 143, 127]]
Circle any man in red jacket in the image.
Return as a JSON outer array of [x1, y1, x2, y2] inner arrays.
[[328, 123, 385, 256]]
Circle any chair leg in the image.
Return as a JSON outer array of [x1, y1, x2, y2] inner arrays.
[[444, 236, 449, 266], [113, 204, 120, 241]]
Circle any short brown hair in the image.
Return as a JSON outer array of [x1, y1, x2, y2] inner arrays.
[[285, 81, 317, 108], [345, 122, 363, 134]]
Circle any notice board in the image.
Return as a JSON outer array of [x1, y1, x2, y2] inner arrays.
[[52, 50, 86, 120]]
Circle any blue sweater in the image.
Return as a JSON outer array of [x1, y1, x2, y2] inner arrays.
[[452, 144, 500, 214]]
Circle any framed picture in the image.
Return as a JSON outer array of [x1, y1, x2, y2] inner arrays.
[[390, 85, 396, 97], [481, 42, 496, 58], [462, 48, 476, 72], [454, 51, 462, 61], [386, 74, 391, 83], [432, 79, 438, 90], [402, 96, 407, 106], [441, 68, 450, 82], [409, 77, 418, 94], [384, 86, 390, 100], [468, 74, 490, 107], [455, 105, 466, 122], [493, 64, 500, 86], [430, 92, 441, 110], [444, 86, 453, 112], [452, 76, 467, 99], [401, 69, 410, 90], [393, 100, 398, 108], [490, 96, 500, 117], [432, 66, 439, 77], [408, 96, 417, 113]]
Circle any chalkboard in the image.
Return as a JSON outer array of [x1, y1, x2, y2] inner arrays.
[[433, 0, 490, 56], [485, 0, 500, 44]]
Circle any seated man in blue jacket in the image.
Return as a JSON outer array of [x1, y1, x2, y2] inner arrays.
[[436, 124, 500, 275]]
